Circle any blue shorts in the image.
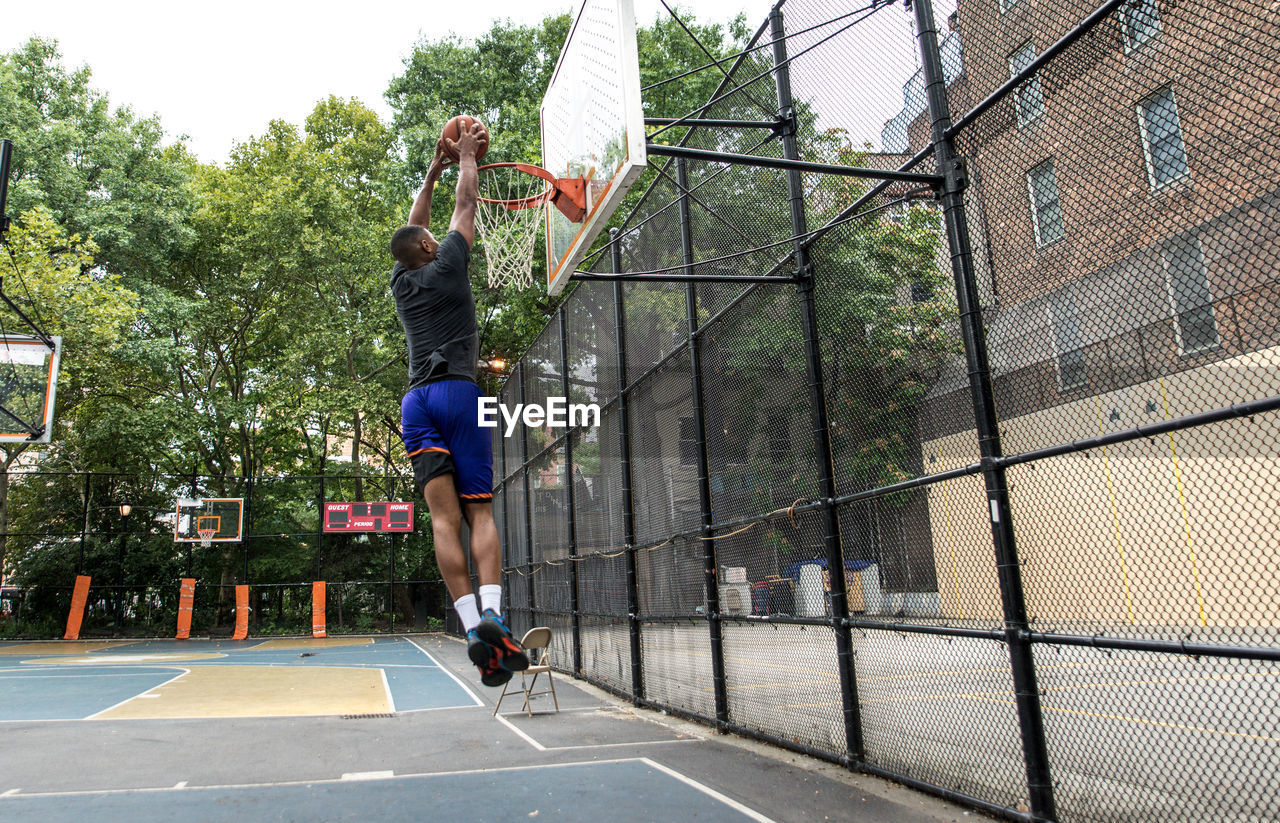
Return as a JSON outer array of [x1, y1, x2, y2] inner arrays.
[[401, 379, 493, 501]]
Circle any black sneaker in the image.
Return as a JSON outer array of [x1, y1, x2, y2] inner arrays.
[[467, 629, 491, 667], [476, 609, 529, 672], [468, 629, 511, 687]]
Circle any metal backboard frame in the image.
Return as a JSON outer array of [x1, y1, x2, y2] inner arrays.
[[174, 497, 244, 543], [0, 335, 61, 443], [540, 0, 647, 295]]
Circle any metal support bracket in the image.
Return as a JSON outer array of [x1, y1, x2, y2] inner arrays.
[[774, 107, 798, 139], [943, 157, 968, 196]]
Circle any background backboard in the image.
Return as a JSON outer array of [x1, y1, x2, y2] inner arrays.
[[0, 335, 61, 444], [175, 498, 244, 543], [541, 0, 647, 295]]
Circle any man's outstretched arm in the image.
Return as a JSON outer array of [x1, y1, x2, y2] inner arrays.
[[446, 123, 486, 248], [407, 149, 450, 229]]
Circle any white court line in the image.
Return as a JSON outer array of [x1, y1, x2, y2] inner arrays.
[[495, 712, 702, 752], [403, 636, 483, 707], [380, 668, 396, 714], [0, 672, 189, 680], [84, 669, 190, 720], [341, 771, 395, 781], [495, 713, 545, 750], [0, 757, 772, 821], [0, 757, 646, 799], [640, 757, 777, 823]]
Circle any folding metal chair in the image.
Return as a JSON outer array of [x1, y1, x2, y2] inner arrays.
[[493, 626, 560, 716]]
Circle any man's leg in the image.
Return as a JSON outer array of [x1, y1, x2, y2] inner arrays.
[[423, 474, 510, 687], [464, 500, 528, 671], [424, 473, 471, 601], [464, 501, 502, 606]]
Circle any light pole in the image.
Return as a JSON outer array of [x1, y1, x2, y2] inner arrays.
[[115, 503, 131, 630]]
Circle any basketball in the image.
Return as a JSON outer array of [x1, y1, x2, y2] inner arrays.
[[440, 115, 489, 162]]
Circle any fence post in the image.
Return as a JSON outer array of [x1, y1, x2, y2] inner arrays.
[[911, 0, 1057, 818], [769, 6, 865, 761], [316, 475, 325, 580], [611, 228, 644, 702], [677, 157, 729, 723], [559, 305, 583, 673], [498, 406, 510, 615], [243, 476, 252, 585], [518, 362, 537, 619], [78, 472, 90, 575]]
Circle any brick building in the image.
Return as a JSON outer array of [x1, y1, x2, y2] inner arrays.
[[879, 0, 1280, 626]]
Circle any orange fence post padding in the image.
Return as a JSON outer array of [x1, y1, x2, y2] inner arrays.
[[312, 581, 327, 638], [231, 586, 250, 645], [63, 575, 91, 640], [175, 578, 196, 639], [231, 584, 249, 640]]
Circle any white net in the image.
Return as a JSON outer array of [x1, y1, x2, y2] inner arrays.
[[476, 165, 553, 290], [198, 528, 216, 549]]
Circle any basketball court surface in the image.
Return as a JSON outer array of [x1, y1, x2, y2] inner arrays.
[[0, 633, 978, 822]]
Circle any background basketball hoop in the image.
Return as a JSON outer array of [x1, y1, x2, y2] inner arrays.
[[475, 163, 587, 290]]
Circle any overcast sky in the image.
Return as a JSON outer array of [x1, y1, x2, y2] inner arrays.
[[1, 0, 786, 164]]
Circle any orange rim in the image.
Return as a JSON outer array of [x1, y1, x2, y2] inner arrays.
[[476, 162, 557, 209]]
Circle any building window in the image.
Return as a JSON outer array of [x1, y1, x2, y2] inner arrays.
[[678, 417, 698, 466], [1047, 293, 1088, 392], [1027, 160, 1064, 247], [1163, 236, 1219, 356], [1120, 0, 1161, 52], [1009, 42, 1045, 126], [1137, 87, 1190, 190]]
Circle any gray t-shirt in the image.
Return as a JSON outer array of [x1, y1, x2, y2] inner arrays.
[[391, 230, 479, 388]]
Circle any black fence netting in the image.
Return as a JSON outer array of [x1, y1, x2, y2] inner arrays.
[[490, 1, 1280, 821], [0, 471, 449, 638]]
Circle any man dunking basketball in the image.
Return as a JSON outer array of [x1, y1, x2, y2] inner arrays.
[[388, 119, 528, 686]]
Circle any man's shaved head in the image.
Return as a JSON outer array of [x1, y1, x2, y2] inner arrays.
[[391, 225, 431, 266]]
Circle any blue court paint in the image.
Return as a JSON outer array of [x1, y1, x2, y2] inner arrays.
[[0, 637, 477, 719], [0, 760, 770, 822], [0, 666, 182, 722]]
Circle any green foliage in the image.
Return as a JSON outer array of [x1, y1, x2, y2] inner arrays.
[[0, 38, 198, 279]]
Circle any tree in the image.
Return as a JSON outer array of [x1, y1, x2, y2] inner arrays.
[[0, 38, 198, 282], [0, 208, 141, 578]]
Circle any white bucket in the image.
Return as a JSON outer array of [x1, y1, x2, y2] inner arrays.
[[796, 565, 827, 617]]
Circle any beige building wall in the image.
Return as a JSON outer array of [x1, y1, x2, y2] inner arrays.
[[923, 346, 1280, 628]]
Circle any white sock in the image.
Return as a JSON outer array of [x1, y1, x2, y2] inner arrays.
[[455, 594, 481, 632], [479, 584, 502, 615]]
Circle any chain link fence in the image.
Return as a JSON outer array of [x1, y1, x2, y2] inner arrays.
[[0, 471, 447, 638], [492, 1, 1280, 821]]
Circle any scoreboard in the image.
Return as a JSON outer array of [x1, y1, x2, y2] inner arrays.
[[323, 502, 414, 533]]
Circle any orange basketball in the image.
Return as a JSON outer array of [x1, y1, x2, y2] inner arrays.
[[440, 115, 489, 162]]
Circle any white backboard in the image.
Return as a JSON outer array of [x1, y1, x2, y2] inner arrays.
[[175, 497, 244, 543], [541, 0, 647, 295], [0, 335, 61, 444]]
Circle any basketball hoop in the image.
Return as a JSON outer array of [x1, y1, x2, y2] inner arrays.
[[197, 527, 216, 549], [475, 163, 587, 290]]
